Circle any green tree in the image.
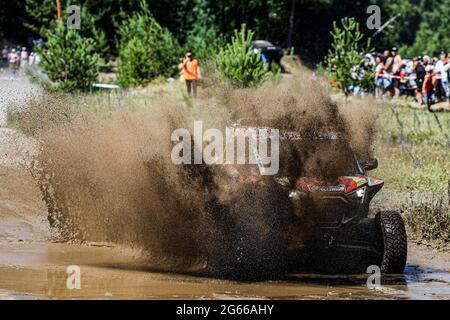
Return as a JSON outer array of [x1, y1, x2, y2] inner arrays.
[[408, 0, 450, 55], [183, 0, 224, 62], [24, 0, 56, 36], [24, 0, 108, 58], [117, 2, 182, 87], [377, 0, 450, 56], [35, 23, 100, 92], [324, 17, 372, 96], [10, 0, 450, 66], [376, 0, 421, 50], [216, 25, 269, 87]]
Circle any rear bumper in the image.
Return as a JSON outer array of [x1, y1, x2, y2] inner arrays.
[[290, 192, 366, 229], [286, 219, 383, 273], [287, 217, 381, 252]]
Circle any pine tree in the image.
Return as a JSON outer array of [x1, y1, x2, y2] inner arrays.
[[216, 25, 269, 87], [35, 23, 100, 92], [324, 17, 372, 96], [184, 0, 224, 61], [24, 0, 108, 58], [117, 1, 182, 87]]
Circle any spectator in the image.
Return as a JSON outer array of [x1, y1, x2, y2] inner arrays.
[[422, 65, 435, 112], [34, 52, 41, 65], [1, 45, 9, 68], [435, 52, 450, 107], [382, 50, 394, 97], [382, 50, 390, 66], [374, 55, 385, 98], [8, 48, 19, 73], [182, 51, 199, 98], [20, 47, 28, 68], [414, 56, 426, 105], [391, 47, 403, 98], [29, 52, 35, 66], [405, 58, 417, 95]]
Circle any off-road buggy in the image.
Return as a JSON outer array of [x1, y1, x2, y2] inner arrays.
[[200, 124, 407, 278]]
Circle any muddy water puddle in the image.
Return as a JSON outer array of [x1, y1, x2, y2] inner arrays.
[[0, 242, 448, 300]]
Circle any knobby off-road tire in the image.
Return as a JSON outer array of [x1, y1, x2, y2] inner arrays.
[[377, 211, 407, 273]]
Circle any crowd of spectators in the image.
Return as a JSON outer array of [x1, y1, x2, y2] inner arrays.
[[351, 47, 450, 111], [1, 45, 39, 74]]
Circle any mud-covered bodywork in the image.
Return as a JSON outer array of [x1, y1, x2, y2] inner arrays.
[[223, 153, 383, 249], [286, 172, 385, 252], [207, 126, 407, 276], [291, 174, 384, 228]]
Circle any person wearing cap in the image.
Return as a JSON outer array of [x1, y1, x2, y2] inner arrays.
[[8, 48, 19, 73], [182, 51, 199, 98], [422, 65, 435, 112], [435, 52, 450, 107]]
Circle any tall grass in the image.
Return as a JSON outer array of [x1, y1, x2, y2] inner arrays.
[[373, 103, 450, 246]]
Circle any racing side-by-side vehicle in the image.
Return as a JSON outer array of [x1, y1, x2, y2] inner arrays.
[[199, 124, 407, 278]]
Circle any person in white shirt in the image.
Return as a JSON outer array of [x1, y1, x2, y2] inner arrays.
[[20, 47, 28, 68], [435, 52, 450, 106], [28, 52, 35, 66], [34, 53, 41, 65]]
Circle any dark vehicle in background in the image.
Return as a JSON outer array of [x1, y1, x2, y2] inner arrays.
[[251, 40, 284, 69]]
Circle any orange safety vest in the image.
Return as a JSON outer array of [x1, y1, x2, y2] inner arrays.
[[183, 59, 198, 80]]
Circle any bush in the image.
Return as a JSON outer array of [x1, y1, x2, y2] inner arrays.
[[117, 3, 182, 87], [216, 25, 269, 88], [35, 23, 100, 92]]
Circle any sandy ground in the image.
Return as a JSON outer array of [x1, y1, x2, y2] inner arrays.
[[0, 126, 449, 300]]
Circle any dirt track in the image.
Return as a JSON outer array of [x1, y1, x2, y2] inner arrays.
[[0, 127, 449, 300], [0, 73, 41, 126]]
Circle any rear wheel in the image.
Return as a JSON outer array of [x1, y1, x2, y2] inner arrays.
[[377, 211, 407, 273]]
